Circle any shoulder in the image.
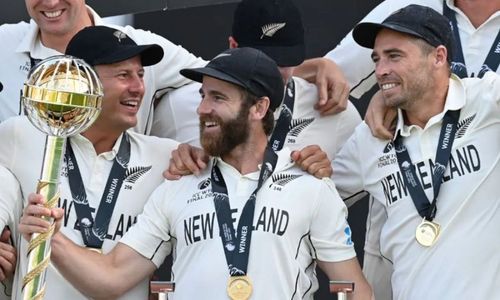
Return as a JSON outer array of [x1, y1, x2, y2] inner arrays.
[[0, 21, 30, 39]]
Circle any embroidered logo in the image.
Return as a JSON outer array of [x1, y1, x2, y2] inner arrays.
[[344, 226, 353, 245], [125, 166, 152, 184], [198, 178, 211, 190], [455, 114, 476, 139], [288, 118, 314, 138], [113, 30, 127, 42], [269, 173, 302, 191], [261, 23, 286, 39]]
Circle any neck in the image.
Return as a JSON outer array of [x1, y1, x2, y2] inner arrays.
[[455, 0, 500, 28], [403, 79, 450, 128], [221, 133, 268, 175], [39, 10, 93, 53], [82, 127, 123, 155]]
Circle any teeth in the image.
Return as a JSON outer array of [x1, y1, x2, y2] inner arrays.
[[122, 100, 138, 107], [43, 10, 63, 18], [205, 121, 218, 127], [381, 83, 397, 90]]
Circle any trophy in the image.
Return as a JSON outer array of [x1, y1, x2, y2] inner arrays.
[[21, 55, 103, 300]]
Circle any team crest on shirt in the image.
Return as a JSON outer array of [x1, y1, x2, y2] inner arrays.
[[123, 165, 152, 190], [377, 142, 397, 168], [286, 117, 314, 144], [455, 114, 476, 139], [269, 173, 302, 191]]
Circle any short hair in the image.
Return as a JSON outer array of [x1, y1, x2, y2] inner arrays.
[[239, 88, 275, 136]]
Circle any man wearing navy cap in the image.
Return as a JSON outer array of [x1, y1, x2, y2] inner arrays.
[[20, 47, 373, 300], [332, 5, 500, 300], [1, 25, 180, 300]]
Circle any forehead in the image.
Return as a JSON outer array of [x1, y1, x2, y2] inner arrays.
[[373, 28, 421, 52]]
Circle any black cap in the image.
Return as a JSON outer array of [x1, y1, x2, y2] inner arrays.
[[232, 0, 305, 67], [353, 5, 453, 61], [180, 47, 284, 111], [65, 26, 164, 66]]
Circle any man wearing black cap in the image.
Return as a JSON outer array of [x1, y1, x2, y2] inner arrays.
[[20, 47, 374, 300], [161, 0, 360, 180], [331, 5, 500, 300], [0, 25, 180, 300]]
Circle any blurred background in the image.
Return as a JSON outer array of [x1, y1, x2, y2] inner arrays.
[[1, 0, 383, 298]]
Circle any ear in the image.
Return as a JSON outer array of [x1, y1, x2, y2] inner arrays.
[[228, 36, 239, 49], [250, 97, 270, 121], [434, 45, 448, 68]]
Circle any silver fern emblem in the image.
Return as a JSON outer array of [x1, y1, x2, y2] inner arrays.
[[288, 118, 314, 137], [125, 166, 152, 183], [271, 173, 302, 187], [113, 30, 127, 42], [455, 114, 476, 139], [261, 23, 286, 39]]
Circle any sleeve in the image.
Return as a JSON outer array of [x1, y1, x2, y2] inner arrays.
[[331, 125, 366, 204], [0, 165, 22, 240], [150, 83, 201, 146], [308, 178, 356, 262], [324, 0, 424, 99], [123, 26, 207, 93], [119, 182, 172, 268], [0, 118, 19, 170]]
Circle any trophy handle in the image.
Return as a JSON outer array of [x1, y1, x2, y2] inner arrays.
[[22, 136, 66, 300]]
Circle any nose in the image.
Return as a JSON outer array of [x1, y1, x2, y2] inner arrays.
[[196, 96, 211, 116], [374, 59, 390, 80], [128, 74, 144, 96]]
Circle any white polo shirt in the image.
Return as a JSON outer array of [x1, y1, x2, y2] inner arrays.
[[151, 77, 361, 159], [0, 116, 178, 300], [0, 6, 206, 134], [0, 166, 22, 300], [326, 0, 500, 99], [121, 148, 356, 299], [332, 72, 500, 300]]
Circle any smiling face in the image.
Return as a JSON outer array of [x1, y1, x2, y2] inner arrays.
[[92, 56, 145, 134], [371, 29, 436, 110], [25, 0, 90, 41], [197, 76, 252, 157]]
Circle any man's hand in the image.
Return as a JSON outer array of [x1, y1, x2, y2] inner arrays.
[[294, 58, 350, 116], [19, 193, 64, 242], [291, 145, 332, 178], [364, 90, 397, 139], [163, 143, 209, 180], [0, 228, 16, 281]]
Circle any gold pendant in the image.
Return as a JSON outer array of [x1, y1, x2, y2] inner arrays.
[[227, 275, 253, 300], [415, 219, 440, 247]]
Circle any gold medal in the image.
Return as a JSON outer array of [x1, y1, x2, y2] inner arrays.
[[227, 275, 253, 300], [415, 219, 440, 247]]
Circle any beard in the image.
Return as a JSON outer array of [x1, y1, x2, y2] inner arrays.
[[199, 103, 251, 157]]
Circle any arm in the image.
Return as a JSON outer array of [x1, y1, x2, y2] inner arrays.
[[51, 235, 155, 299], [19, 194, 156, 299], [0, 228, 15, 281], [317, 258, 374, 300], [164, 143, 333, 180], [364, 90, 397, 140], [293, 58, 350, 115]]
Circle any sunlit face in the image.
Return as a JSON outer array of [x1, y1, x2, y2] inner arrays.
[[372, 29, 435, 110], [25, 0, 88, 37], [93, 56, 145, 133], [197, 76, 251, 157]]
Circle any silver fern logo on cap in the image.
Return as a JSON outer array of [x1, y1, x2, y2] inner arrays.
[[113, 30, 127, 42], [261, 23, 286, 39]]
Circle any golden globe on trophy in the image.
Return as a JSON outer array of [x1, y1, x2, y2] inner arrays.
[[21, 55, 103, 300]]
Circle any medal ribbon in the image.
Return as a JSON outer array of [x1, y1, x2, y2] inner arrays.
[[211, 80, 294, 275], [443, 3, 500, 78], [394, 110, 460, 221], [66, 132, 131, 249]]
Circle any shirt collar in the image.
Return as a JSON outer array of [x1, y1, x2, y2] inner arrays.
[[394, 74, 466, 139]]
